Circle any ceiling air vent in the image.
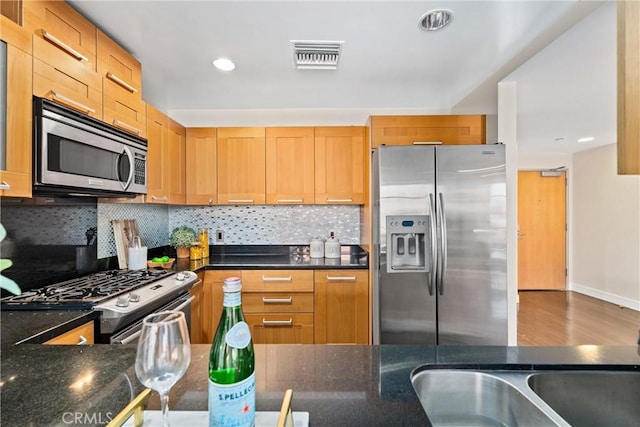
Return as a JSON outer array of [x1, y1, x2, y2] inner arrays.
[[291, 40, 343, 70]]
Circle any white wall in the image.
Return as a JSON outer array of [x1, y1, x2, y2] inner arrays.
[[570, 143, 640, 310]]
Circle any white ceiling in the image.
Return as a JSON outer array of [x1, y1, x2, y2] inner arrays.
[[68, 0, 614, 153]]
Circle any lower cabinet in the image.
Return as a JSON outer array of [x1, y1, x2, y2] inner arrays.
[[44, 320, 94, 345], [189, 272, 205, 344], [201, 270, 236, 344], [314, 270, 369, 344]]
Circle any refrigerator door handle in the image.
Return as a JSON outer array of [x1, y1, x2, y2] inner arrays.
[[428, 194, 437, 296], [438, 192, 448, 295]]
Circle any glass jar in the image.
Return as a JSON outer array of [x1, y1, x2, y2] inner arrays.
[[190, 242, 203, 260], [198, 227, 209, 258]]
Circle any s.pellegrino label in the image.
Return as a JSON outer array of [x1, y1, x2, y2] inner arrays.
[[209, 277, 255, 427]]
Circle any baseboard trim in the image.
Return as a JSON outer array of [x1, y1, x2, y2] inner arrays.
[[569, 282, 640, 311]]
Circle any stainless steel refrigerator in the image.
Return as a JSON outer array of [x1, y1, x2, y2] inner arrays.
[[372, 145, 507, 345]]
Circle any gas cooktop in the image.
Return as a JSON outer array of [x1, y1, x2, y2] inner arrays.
[[0, 269, 175, 310]]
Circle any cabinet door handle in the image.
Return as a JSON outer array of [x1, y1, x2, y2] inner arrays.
[[277, 199, 303, 204], [326, 198, 353, 203], [228, 199, 254, 204], [151, 195, 168, 201], [48, 91, 95, 114], [262, 319, 293, 326], [77, 335, 88, 345], [326, 276, 357, 281], [113, 118, 142, 135], [0, 181, 10, 190], [106, 72, 138, 93], [262, 297, 293, 304], [412, 141, 443, 145], [41, 29, 88, 61], [262, 276, 292, 282]]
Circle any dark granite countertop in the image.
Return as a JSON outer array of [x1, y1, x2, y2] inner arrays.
[[0, 310, 97, 350], [1, 344, 638, 426]]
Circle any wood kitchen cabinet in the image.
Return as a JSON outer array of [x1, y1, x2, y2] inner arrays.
[[97, 30, 146, 138], [314, 270, 369, 344], [368, 115, 486, 148], [314, 126, 366, 204], [25, 0, 103, 120], [189, 271, 205, 344], [266, 127, 315, 204], [145, 104, 171, 203], [0, 15, 32, 198], [242, 270, 314, 344], [44, 320, 95, 345], [169, 119, 186, 204], [185, 128, 217, 205], [201, 270, 238, 344], [217, 127, 266, 204]]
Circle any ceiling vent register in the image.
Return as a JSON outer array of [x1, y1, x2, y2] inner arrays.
[[291, 41, 343, 70]]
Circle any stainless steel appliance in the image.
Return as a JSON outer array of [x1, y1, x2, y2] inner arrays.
[[372, 145, 507, 345], [33, 97, 147, 198], [0, 269, 200, 343]]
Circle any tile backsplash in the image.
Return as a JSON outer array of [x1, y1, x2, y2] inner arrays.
[[98, 203, 361, 258]]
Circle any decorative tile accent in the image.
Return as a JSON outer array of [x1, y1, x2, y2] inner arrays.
[[1, 205, 97, 245]]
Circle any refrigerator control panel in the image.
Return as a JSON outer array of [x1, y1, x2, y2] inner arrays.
[[386, 215, 429, 273]]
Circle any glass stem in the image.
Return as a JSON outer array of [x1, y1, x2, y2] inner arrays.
[[160, 391, 170, 427]]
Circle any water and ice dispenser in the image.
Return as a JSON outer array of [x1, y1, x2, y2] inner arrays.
[[386, 215, 429, 273]]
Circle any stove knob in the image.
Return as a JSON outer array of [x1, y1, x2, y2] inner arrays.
[[129, 292, 140, 303], [176, 272, 186, 281], [115, 296, 129, 308]]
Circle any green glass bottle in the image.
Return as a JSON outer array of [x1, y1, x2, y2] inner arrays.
[[208, 277, 255, 427]]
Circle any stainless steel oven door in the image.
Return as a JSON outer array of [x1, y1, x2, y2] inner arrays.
[[110, 293, 194, 345]]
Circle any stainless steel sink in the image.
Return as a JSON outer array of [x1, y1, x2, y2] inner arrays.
[[410, 366, 640, 427], [528, 371, 640, 426]]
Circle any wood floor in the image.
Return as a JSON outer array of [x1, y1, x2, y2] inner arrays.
[[517, 291, 640, 346]]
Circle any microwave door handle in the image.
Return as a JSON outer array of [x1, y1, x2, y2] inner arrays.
[[119, 146, 134, 190]]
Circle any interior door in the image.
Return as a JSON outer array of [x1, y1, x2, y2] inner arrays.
[[518, 171, 566, 290]]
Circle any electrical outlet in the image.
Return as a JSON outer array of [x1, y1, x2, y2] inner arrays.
[[215, 229, 224, 243]]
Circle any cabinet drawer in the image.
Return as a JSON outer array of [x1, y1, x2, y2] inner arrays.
[[44, 321, 94, 345], [243, 292, 313, 313], [242, 270, 313, 292], [103, 100, 147, 137], [245, 313, 314, 344]]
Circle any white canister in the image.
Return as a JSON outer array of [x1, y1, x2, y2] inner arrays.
[[324, 232, 341, 259], [128, 237, 148, 270], [310, 238, 324, 258]]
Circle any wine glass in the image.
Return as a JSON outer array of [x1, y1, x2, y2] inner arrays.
[[135, 311, 191, 427]]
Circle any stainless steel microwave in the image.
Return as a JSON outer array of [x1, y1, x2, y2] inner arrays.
[[33, 97, 147, 198]]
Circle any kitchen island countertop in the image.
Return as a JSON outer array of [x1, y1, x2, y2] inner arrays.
[[1, 343, 638, 426]]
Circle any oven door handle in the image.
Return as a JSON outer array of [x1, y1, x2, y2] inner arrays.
[[170, 294, 195, 312], [117, 329, 143, 345]]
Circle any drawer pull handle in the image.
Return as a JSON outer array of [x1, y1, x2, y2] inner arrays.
[[262, 319, 293, 326], [262, 297, 293, 304], [326, 198, 353, 203], [277, 199, 303, 204], [262, 276, 292, 282], [150, 195, 168, 201], [228, 199, 254, 204], [412, 141, 443, 145], [78, 335, 88, 345], [41, 29, 88, 61], [48, 91, 96, 114], [0, 181, 10, 190], [106, 72, 138, 93], [327, 276, 357, 281], [113, 118, 142, 135]]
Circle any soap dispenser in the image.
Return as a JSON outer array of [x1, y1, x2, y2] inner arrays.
[[324, 232, 341, 259]]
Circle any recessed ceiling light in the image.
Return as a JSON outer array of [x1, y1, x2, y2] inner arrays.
[[419, 9, 453, 31], [577, 136, 595, 143], [212, 57, 235, 71]]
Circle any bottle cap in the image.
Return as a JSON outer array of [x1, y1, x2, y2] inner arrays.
[[223, 277, 242, 293]]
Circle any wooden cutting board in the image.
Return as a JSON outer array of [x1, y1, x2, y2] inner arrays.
[[111, 219, 140, 269]]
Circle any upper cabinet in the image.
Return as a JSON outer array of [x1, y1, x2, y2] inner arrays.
[[0, 15, 32, 198], [186, 128, 217, 205], [618, 1, 640, 175], [266, 127, 315, 205], [217, 127, 266, 205], [314, 126, 366, 205], [24, 0, 102, 120], [97, 30, 146, 138], [369, 115, 486, 148], [169, 119, 186, 204], [145, 104, 171, 204]]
